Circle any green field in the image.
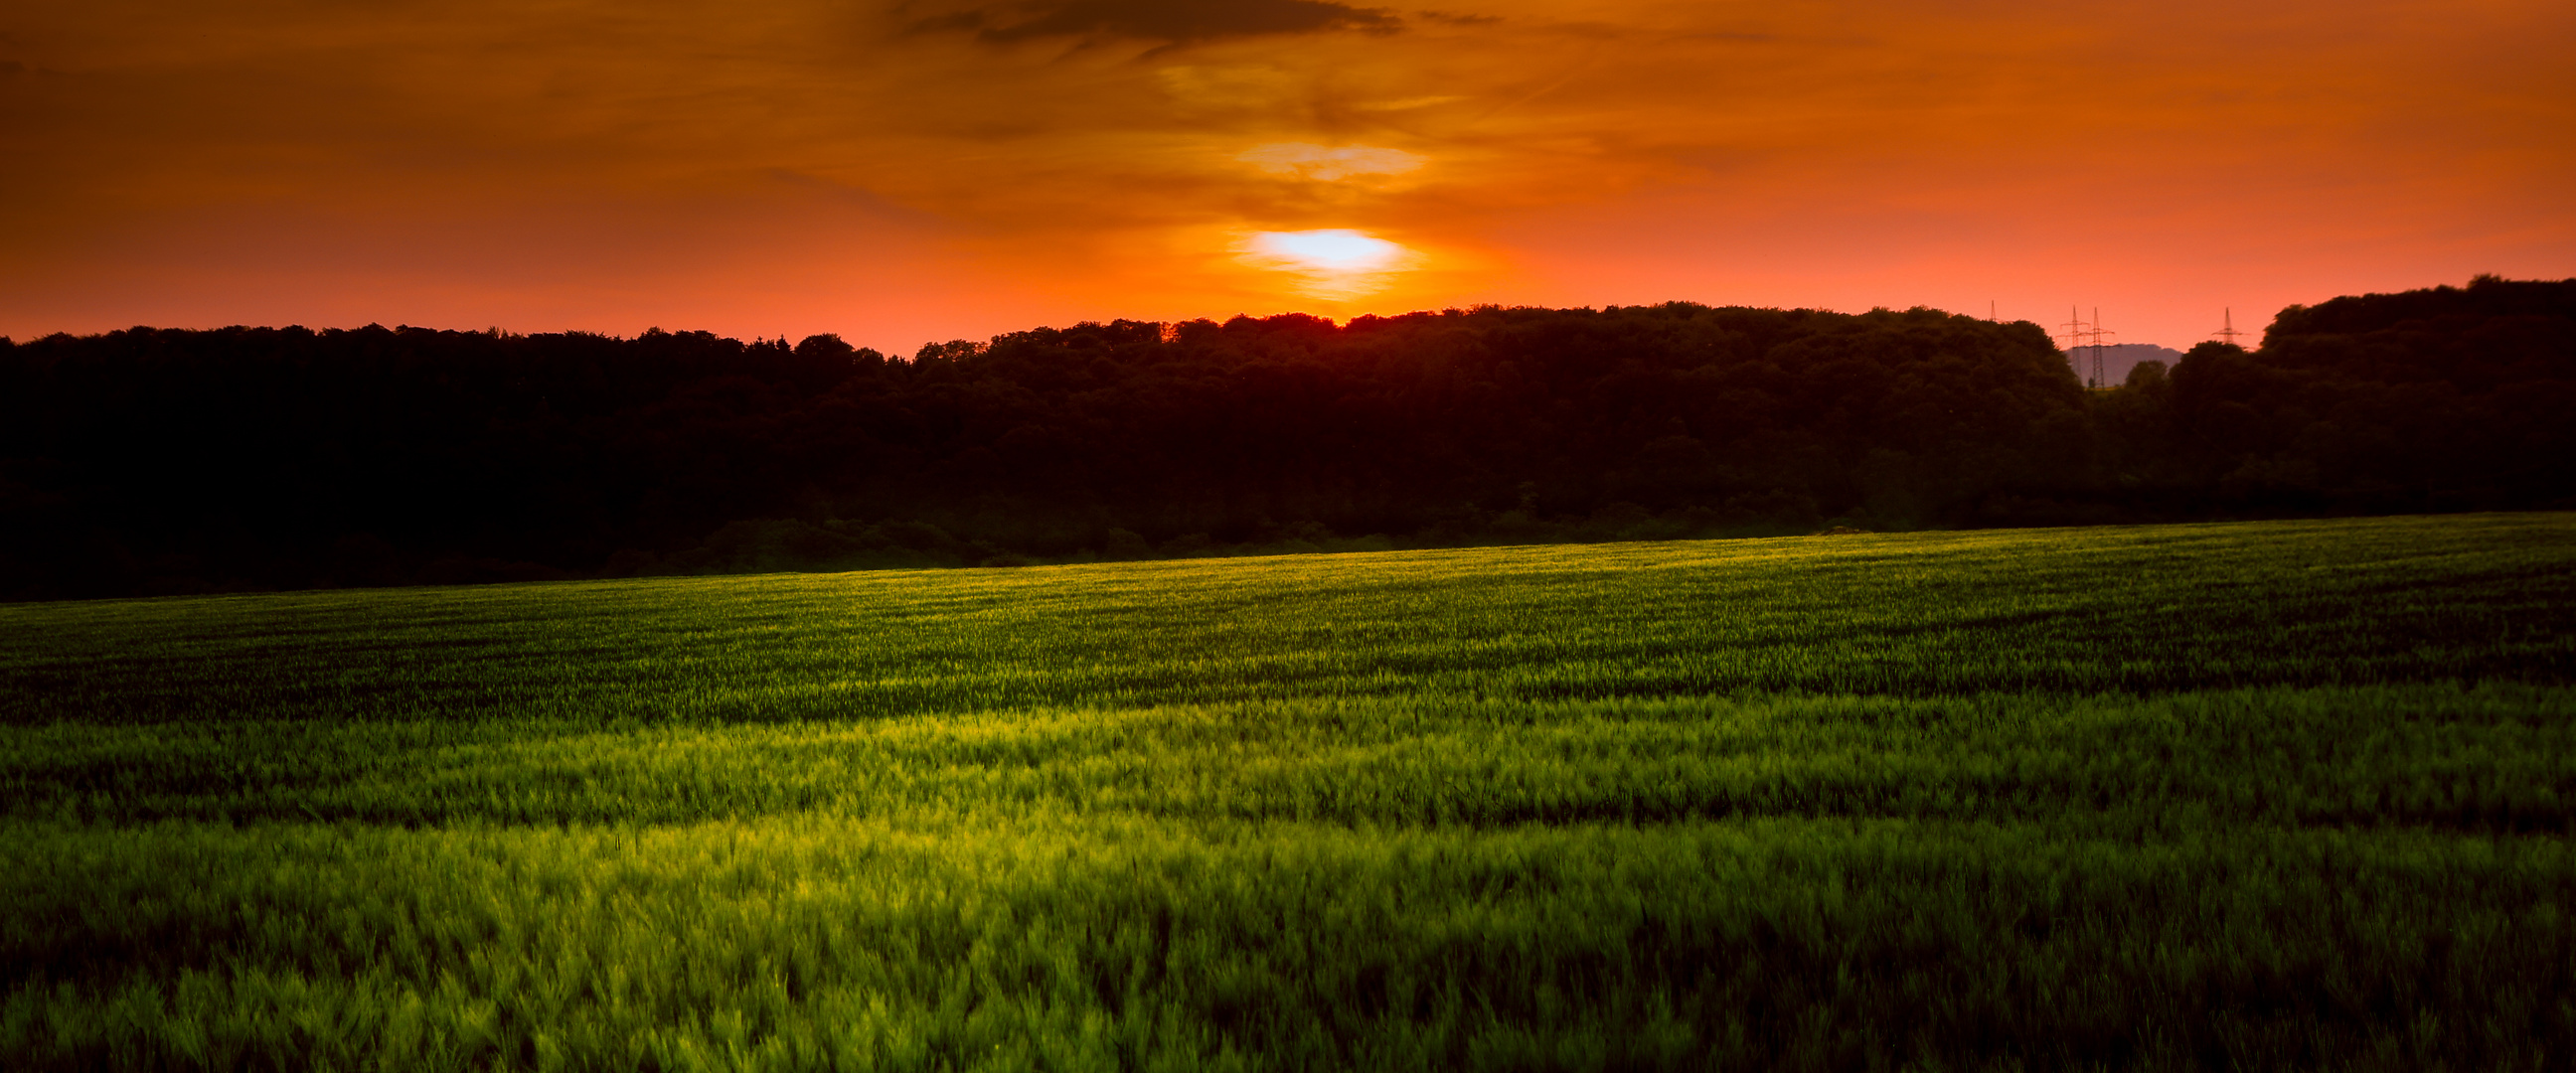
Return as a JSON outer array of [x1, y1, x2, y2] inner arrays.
[[5, 514, 2574, 1070]]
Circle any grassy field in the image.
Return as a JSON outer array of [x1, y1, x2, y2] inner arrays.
[[4, 513, 2573, 1070]]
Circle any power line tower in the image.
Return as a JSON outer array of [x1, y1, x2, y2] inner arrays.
[[2211, 307, 2245, 348], [2090, 307, 2117, 388], [2058, 305, 2092, 384]]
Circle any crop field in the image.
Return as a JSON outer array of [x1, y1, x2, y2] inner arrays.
[[4, 513, 2574, 1071]]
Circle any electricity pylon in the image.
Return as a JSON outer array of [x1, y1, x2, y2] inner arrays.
[[2090, 307, 2116, 388], [2212, 308, 2245, 347]]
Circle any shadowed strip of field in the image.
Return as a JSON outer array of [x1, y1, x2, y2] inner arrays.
[[4, 515, 2570, 726]]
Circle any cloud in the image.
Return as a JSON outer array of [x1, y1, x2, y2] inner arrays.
[[918, 0, 1400, 46], [1349, 93, 1467, 111], [1236, 143, 1424, 182]]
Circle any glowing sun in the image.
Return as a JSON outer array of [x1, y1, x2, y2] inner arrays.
[[1238, 230, 1420, 299]]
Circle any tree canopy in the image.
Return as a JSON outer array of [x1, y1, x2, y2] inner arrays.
[[3, 280, 2569, 600]]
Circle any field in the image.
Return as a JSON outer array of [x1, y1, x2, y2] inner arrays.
[[4, 513, 2574, 1071]]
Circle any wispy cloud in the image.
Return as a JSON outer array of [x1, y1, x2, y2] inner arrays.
[[910, 0, 1400, 46]]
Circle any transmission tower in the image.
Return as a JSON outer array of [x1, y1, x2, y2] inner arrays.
[[2058, 306, 2092, 383], [2211, 307, 2245, 347], [2090, 307, 2117, 388]]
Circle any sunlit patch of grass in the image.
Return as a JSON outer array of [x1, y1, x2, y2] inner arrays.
[[6, 685, 2570, 832]]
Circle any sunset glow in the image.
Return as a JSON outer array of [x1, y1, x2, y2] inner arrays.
[[0, 1, 2569, 349]]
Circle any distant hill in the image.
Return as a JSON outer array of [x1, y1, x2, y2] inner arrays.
[[2064, 342, 2184, 387]]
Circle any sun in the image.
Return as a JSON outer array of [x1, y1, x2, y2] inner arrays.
[[1237, 230, 1421, 299], [1248, 230, 1404, 272]]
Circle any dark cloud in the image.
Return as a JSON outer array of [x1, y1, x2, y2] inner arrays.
[[920, 0, 1400, 46]]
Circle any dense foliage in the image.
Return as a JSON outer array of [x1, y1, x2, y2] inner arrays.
[[2, 276, 2567, 599], [2096, 275, 2576, 517], [5, 515, 2573, 1069]]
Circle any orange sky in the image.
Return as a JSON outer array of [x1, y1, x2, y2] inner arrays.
[[3, 0, 2570, 352]]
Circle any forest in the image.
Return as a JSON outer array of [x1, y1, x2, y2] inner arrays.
[[1, 275, 2568, 600]]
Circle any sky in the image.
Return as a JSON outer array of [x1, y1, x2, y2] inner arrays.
[[3, 0, 2570, 353]]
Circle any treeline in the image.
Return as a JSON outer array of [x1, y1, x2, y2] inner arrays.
[[1, 276, 2569, 600]]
